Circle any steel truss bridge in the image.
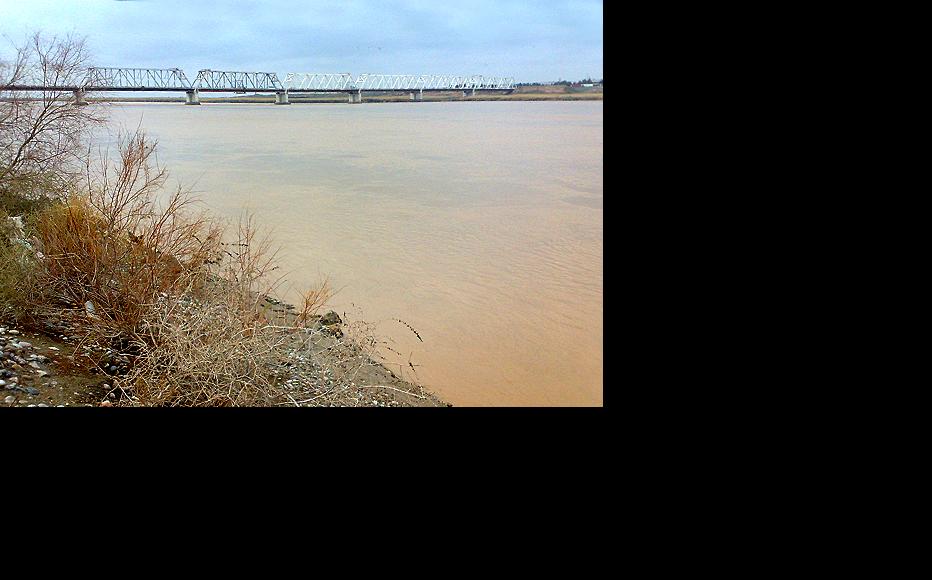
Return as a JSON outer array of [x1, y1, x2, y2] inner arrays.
[[3, 67, 516, 104]]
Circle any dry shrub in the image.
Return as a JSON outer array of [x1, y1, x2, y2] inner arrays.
[[122, 217, 335, 406], [0, 208, 42, 321], [1, 32, 106, 192], [294, 277, 333, 326], [31, 129, 222, 337], [123, 285, 290, 406], [118, 212, 301, 406], [213, 211, 282, 318]]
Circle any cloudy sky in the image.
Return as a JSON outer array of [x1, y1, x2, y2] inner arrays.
[[0, 0, 602, 83]]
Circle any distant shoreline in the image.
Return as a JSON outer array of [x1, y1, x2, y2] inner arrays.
[[2, 83, 603, 105]]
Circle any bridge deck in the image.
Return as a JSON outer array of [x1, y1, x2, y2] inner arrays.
[[5, 86, 514, 93]]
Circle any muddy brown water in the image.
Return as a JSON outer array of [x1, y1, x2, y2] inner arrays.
[[102, 101, 603, 406]]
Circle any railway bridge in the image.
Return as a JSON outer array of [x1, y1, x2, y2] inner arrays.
[[4, 67, 517, 105]]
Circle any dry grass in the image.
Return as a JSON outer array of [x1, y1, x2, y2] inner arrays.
[[294, 278, 333, 326], [122, 285, 291, 406], [117, 211, 328, 406], [0, 208, 42, 321], [29, 130, 222, 338]]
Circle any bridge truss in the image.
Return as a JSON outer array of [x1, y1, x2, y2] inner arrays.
[[84, 67, 192, 89], [193, 70, 283, 91], [283, 73, 515, 92], [281, 73, 355, 91]]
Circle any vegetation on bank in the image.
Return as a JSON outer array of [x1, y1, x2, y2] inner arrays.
[[2, 33, 442, 407]]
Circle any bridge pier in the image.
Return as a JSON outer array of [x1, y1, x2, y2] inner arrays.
[[185, 90, 201, 105], [275, 91, 290, 105], [72, 89, 88, 106], [471, 88, 477, 97], [348, 91, 362, 104]]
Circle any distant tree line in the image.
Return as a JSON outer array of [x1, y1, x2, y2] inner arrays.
[[515, 78, 603, 86]]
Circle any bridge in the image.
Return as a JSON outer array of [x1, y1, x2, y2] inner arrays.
[[3, 67, 516, 105]]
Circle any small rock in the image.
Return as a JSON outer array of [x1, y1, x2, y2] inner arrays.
[[17, 341, 32, 349], [99, 400, 112, 407], [37, 403, 48, 407], [3, 395, 14, 404], [320, 310, 342, 326], [25, 387, 40, 395]]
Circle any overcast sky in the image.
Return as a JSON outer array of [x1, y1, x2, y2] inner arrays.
[[0, 0, 602, 83]]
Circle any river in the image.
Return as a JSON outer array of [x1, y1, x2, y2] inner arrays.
[[105, 100, 603, 406]]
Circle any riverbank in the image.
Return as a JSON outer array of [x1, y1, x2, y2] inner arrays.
[[2, 315, 449, 407]]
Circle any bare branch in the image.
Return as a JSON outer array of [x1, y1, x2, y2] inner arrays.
[[1, 32, 106, 194]]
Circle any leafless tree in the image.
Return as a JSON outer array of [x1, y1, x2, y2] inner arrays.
[[0, 32, 106, 197]]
